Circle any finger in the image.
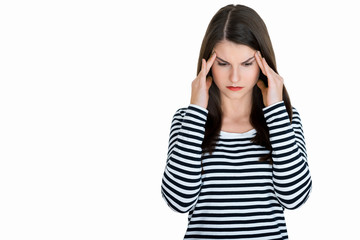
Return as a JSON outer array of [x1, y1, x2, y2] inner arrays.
[[262, 57, 283, 84], [262, 57, 273, 75], [205, 52, 217, 74], [255, 51, 266, 76], [262, 57, 280, 78], [200, 58, 206, 77]]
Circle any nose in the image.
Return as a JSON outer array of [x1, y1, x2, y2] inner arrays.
[[230, 68, 240, 84]]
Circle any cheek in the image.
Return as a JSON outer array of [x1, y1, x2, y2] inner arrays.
[[246, 66, 260, 81], [211, 65, 225, 84]]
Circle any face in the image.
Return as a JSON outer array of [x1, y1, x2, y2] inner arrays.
[[211, 40, 260, 101]]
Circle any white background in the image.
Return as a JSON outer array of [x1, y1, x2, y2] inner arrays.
[[1, 0, 359, 239]]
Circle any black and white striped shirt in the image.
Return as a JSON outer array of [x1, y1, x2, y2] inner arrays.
[[161, 101, 312, 240]]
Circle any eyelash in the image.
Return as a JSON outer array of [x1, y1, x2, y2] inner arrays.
[[217, 62, 253, 66]]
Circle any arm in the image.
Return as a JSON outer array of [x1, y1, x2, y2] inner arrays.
[[161, 104, 208, 213], [263, 101, 312, 210]]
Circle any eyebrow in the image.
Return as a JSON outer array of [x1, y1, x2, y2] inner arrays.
[[216, 56, 255, 64]]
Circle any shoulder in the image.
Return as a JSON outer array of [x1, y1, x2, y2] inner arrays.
[[172, 104, 208, 120], [172, 107, 188, 120]]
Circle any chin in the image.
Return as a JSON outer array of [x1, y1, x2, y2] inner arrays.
[[220, 88, 252, 100]]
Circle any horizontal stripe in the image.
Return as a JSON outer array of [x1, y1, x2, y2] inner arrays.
[[161, 102, 312, 239]]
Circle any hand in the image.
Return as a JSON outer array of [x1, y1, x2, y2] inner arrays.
[[190, 51, 217, 109], [254, 51, 284, 107]]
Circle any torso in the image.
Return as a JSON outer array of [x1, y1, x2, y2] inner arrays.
[[184, 130, 287, 239]]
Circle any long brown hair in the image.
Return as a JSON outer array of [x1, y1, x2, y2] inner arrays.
[[198, 4, 292, 163]]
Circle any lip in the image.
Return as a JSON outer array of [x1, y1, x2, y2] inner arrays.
[[226, 86, 244, 91]]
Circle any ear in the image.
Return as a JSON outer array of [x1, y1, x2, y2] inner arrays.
[[257, 79, 266, 92], [206, 76, 213, 90]]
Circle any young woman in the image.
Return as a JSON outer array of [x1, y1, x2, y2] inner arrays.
[[161, 4, 312, 240]]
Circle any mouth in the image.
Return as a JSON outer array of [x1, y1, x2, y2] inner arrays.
[[226, 86, 244, 91]]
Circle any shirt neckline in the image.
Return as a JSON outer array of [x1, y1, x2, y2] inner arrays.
[[219, 128, 256, 138]]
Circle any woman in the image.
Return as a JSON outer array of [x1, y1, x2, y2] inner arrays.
[[161, 4, 312, 240]]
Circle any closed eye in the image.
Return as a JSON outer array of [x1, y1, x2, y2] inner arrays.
[[217, 60, 254, 67], [217, 61, 228, 66], [243, 61, 254, 66]]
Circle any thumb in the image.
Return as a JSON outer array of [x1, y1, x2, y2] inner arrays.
[[206, 76, 213, 90], [257, 80, 266, 92]]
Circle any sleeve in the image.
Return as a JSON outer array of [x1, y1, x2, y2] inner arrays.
[[161, 104, 208, 213], [263, 101, 312, 210]]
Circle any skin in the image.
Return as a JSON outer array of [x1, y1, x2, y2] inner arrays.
[[190, 39, 284, 133]]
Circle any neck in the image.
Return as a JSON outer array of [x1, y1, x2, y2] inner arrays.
[[221, 94, 252, 121]]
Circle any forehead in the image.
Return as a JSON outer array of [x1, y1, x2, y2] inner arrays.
[[213, 40, 255, 62]]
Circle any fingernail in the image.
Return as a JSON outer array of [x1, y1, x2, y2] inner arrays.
[[257, 51, 261, 57]]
